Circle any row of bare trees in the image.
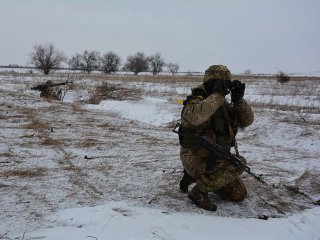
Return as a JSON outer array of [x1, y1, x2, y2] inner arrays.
[[29, 43, 179, 75]]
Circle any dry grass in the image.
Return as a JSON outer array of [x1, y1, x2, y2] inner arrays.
[[0, 151, 14, 158], [23, 119, 49, 130], [1, 114, 28, 120], [70, 73, 204, 83], [276, 72, 291, 83], [164, 120, 178, 129], [0, 114, 9, 120], [94, 164, 109, 172], [88, 81, 142, 104], [97, 123, 112, 129], [76, 138, 104, 148], [65, 82, 77, 90], [62, 165, 81, 172], [41, 137, 64, 146], [140, 136, 161, 145], [1, 167, 46, 178], [252, 104, 319, 116], [0, 183, 11, 188], [1, 70, 320, 83], [87, 95, 101, 105], [294, 170, 316, 185], [72, 102, 86, 112]]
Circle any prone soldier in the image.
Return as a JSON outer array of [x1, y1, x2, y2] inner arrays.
[[31, 80, 72, 100]]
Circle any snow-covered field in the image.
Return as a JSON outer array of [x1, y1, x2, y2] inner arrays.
[[0, 72, 319, 239]]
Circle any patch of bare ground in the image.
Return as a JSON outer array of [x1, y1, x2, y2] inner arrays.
[[1, 167, 46, 178], [0, 149, 15, 158], [39, 136, 64, 146], [53, 149, 104, 199], [252, 103, 319, 112], [0, 183, 12, 188], [22, 119, 49, 130], [76, 138, 105, 148]]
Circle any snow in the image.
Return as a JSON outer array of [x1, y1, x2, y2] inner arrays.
[[29, 202, 320, 240], [86, 97, 178, 127], [0, 73, 319, 239]]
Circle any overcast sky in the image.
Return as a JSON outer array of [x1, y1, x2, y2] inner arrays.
[[1, 0, 319, 74]]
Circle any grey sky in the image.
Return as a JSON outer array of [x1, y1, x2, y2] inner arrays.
[[1, 0, 319, 74]]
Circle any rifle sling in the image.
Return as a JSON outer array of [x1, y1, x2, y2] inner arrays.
[[222, 102, 239, 156]]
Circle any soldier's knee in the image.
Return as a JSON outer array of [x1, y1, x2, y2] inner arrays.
[[234, 192, 247, 202], [230, 188, 247, 202]]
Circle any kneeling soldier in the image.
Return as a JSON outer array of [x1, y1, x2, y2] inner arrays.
[[179, 65, 254, 211]]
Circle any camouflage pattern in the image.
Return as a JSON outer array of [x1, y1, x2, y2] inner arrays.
[[203, 65, 231, 83], [181, 89, 225, 129], [188, 184, 217, 211], [213, 176, 247, 202], [40, 80, 61, 100], [180, 79, 254, 201], [233, 99, 254, 127], [181, 85, 254, 133]]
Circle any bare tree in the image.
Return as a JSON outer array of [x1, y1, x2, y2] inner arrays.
[[100, 52, 121, 74], [147, 53, 165, 75], [68, 53, 82, 71], [244, 69, 252, 76], [276, 71, 291, 83], [80, 50, 100, 74], [167, 62, 179, 75], [123, 52, 149, 75], [29, 43, 65, 75]]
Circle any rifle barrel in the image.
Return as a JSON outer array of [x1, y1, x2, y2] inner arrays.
[[201, 136, 268, 186], [51, 81, 70, 87], [31, 81, 73, 90]]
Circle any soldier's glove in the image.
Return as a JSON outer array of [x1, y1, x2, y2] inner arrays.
[[230, 80, 245, 103]]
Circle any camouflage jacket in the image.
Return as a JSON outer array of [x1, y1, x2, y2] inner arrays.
[[40, 88, 61, 100], [180, 84, 254, 149]]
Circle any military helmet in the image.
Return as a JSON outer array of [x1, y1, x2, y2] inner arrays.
[[203, 65, 231, 83], [45, 80, 53, 86]]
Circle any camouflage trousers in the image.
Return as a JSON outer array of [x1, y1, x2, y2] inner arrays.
[[180, 147, 247, 201]]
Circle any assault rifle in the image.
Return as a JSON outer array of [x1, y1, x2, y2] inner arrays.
[[31, 80, 73, 91], [173, 122, 268, 186]]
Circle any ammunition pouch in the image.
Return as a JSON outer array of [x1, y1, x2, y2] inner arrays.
[[178, 125, 201, 149], [196, 147, 210, 158], [206, 151, 219, 172], [216, 135, 234, 149]]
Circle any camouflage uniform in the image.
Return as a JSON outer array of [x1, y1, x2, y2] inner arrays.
[[40, 80, 61, 100], [179, 65, 254, 205]]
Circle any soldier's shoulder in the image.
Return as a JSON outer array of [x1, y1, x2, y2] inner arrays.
[[183, 95, 204, 105]]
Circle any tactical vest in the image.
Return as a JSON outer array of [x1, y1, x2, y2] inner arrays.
[[179, 94, 238, 150]]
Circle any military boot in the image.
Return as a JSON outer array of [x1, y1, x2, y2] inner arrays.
[[188, 185, 217, 211], [179, 169, 195, 193]]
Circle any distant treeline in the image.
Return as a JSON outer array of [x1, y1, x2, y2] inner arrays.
[[20, 43, 186, 76], [4, 43, 317, 79], [0, 64, 204, 76]]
